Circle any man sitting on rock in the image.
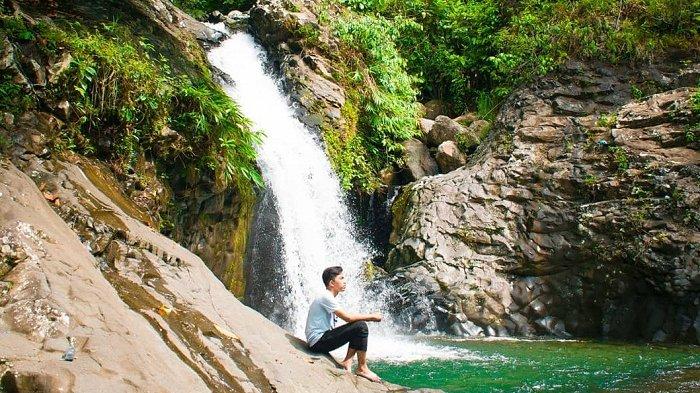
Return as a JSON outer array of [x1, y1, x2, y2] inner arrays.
[[305, 266, 383, 382]]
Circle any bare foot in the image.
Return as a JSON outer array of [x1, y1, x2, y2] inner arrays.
[[356, 367, 381, 383], [340, 359, 352, 372]]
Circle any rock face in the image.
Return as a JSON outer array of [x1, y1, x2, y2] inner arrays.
[[249, 0, 347, 134], [170, 179, 254, 298], [0, 111, 405, 392], [386, 62, 700, 343], [4, 0, 255, 299]]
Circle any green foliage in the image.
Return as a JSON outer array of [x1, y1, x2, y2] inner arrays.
[[342, 0, 699, 112], [0, 16, 36, 41], [0, 74, 36, 115], [283, 0, 302, 12], [340, 0, 389, 12], [583, 174, 598, 187], [609, 146, 629, 172], [171, 76, 262, 187], [24, 19, 261, 189], [596, 113, 618, 128], [630, 84, 644, 100], [297, 23, 321, 45], [476, 90, 504, 122], [171, 0, 253, 19], [0, 129, 10, 155], [330, 13, 420, 190]]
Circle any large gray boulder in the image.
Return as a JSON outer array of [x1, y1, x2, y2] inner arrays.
[[385, 62, 700, 343], [427, 115, 465, 147], [419, 118, 435, 135], [402, 138, 439, 181]]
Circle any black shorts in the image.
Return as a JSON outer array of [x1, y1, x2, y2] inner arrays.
[[309, 321, 369, 353]]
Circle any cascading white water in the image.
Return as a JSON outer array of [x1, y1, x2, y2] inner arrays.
[[206, 25, 473, 361]]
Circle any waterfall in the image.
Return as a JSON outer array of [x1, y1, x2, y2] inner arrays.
[[206, 26, 469, 361]]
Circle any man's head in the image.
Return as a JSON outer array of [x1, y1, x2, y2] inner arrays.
[[322, 266, 345, 293]]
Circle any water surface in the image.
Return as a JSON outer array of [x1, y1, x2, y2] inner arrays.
[[372, 338, 700, 392]]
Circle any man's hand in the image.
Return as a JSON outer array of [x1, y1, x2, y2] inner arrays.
[[335, 309, 383, 323], [368, 313, 382, 322]]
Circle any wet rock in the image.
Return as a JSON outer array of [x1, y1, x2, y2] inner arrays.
[[450, 319, 483, 337], [534, 316, 561, 336], [553, 96, 594, 115], [224, 11, 250, 31], [435, 141, 466, 173], [209, 10, 224, 23], [378, 167, 395, 186], [3, 112, 14, 127], [0, 38, 14, 70], [402, 138, 439, 181], [28, 59, 46, 86], [54, 100, 71, 121], [653, 329, 668, 342], [674, 63, 700, 88]]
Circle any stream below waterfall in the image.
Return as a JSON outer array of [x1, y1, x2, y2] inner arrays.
[[206, 26, 700, 392]]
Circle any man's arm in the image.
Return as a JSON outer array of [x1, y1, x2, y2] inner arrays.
[[334, 308, 382, 323]]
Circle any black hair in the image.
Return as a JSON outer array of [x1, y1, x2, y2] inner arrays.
[[322, 266, 343, 288]]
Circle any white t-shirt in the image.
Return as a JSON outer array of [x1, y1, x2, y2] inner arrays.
[[305, 290, 340, 346]]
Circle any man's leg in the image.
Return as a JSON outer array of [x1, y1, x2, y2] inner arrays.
[[355, 350, 380, 382], [340, 347, 357, 371], [309, 321, 367, 354], [346, 322, 381, 382]]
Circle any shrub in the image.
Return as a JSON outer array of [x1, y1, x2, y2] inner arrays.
[[597, 113, 618, 128], [609, 146, 629, 172], [330, 13, 420, 190], [350, 0, 699, 112], [6, 18, 262, 190]]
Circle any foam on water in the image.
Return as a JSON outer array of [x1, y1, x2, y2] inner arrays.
[[206, 27, 479, 363]]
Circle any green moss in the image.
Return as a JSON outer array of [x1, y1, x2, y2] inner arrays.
[[0, 15, 35, 41], [224, 187, 254, 298], [297, 23, 321, 46], [609, 146, 629, 172], [390, 186, 413, 232], [583, 174, 598, 187]]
